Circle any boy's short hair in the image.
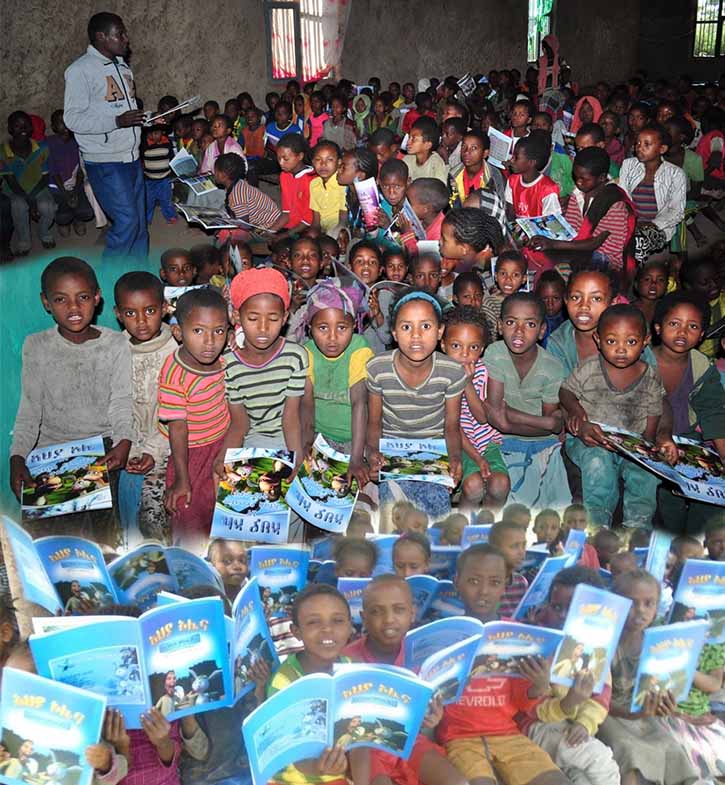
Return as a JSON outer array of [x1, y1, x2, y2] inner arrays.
[[442, 117, 467, 136], [536, 268, 566, 293], [363, 573, 412, 604], [276, 132, 308, 156], [593, 527, 620, 546], [382, 247, 408, 266], [369, 128, 397, 148], [563, 502, 587, 519], [576, 122, 606, 144], [204, 100, 220, 112], [443, 99, 469, 124], [489, 520, 526, 549], [462, 129, 491, 149], [333, 537, 378, 568], [567, 263, 619, 298], [411, 116, 440, 149], [547, 565, 605, 600], [535, 508, 561, 524], [87, 12, 122, 43], [515, 130, 551, 172], [496, 250, 528, 274], [407, 178, 449, 213], [379, 158, 408, 181], [653, 291, 711, 333], [175, 287, 227, 327], [393, 531, 432, 560], [502, 502, 530, 521], [160, 247, 191, 269], [443, 305, 489, 343], [291, 583, 351, 626], [500, 291, 546, 323], [312, 139, 342, 159], [597, 303, 648, 337], [574, 147, 610, 178], [671, 534, 702, 557], [613, 568, 661, 600], [453, 271, 484, 296], [114, 271, 164, 305], [411, 252, 441, 273], [215, 152, 248, 181], [41, 256, 98, 295], [190, 243, 224, 272], [456, 543, 506, 575], [442, 208, 504, 253]]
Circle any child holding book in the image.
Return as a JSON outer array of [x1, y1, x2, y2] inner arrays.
[[207, 538, 249, 603], [10, 257, 132, 544], [333, 537, 377, 579], [276, 133, 315, 236], [403, 117, 448, 184], [482, 250, 528, 340], [488, 520, 529, 616], [159, 288, 230, 550], [505, 132, 562, 221], [114, 271, 176, 546], [400, 178, 450, 257], [336, 148, 378, 235], [309, 140, 347, 235], [393, 531, 431, 577]]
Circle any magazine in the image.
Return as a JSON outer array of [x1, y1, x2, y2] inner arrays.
[[210, 448, 295, 544], [461, 524, 492, 547], [169, 147, 199, 178], [379, 438, 453, 487], [242, 665, 434, 783], [629, 620, 709, 712], [287, 436, 359, 534], [488, 128, 514, 169], [598, 425, 725, 507], [551, 584, 632, 693], [0, 668, 106, 785], [669, 559, 725, 643], [249, 546, 310, 620], [21, 436, 112, 520], [457, 73, 477, 97], [515, 214, 576, 242], [175, 202, 264, 231], [30, 597, 231, 728], [514, 555, 571, 621]]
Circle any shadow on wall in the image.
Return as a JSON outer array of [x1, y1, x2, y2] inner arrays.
[[0, 249, 155, 517]]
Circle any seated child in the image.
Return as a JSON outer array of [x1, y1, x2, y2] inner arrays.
[[450, 130, 505, 213], [337, 148, 378, 234], [347, 240, 389, 352], [159, 288, 230, 551], [383, 248, 409, 285], [592, 529, 621, 571], [441, 116, 466, 171], [10, 257, 132, 544], [160, 247, 196, 289], [368, 127, 401, 171], [559, 504, 599, 568], [632, 259, 668, 328], [388, 500, 429, 535], [439, 207, 504, 274], [393, 531, 431, 577], [452, 271, 484, 310], [305, 92, 330, 148], [706, 519, 725, 561], [533, 509, 562, 552], [679, 257, 723, 358], [535, 270, 566, 348], [114, 272, 177, 546], [241, 107, 267, 160], [189, 244, 225, 287], [400, 178, 450, 256], [276, 133, 315, 236], [439, 255, 458, 301], [403, 117, 448, 184], [410, 252, 442, 297], [560, 304, 677, 528], [482, 250, 528, 340], [573, 123, 620, 178], [309, 140, 347, 235], [199, 113, 245, 175], [333, 537, 377, 579], [483, 293, 571, 510], [288, 236, 324, 340], [608, 551, 639, 580], [599, 110, 625, 166], [501, 502, 532, 528], [505, 131, 561, 221], [401, 91, 437, 135], [506, 99, 533, 139], [321, 93, 357, 152], [207, 538, 249, 603], [319, 235, 340, 277], [441, 306, 511, 512], [438, 512, 469, 545], [347, 508, 374, 538], [488, 520, 528, 616], [264, 100, 299, 156], [439, 544, 568, 785]]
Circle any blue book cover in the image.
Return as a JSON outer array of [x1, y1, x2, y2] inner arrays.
[[311, 560, 337, 586], [404, 617, 486, 671], [21, 436, 112, 520], [669, 559, 725, 643], [551, 584, 632, 692], [470, 622, 564, 679], [34, 536, 119, 614], [164, 547, 225, 594], [249, 547, 310, 619], [598, 568, 613, 588], [311, 536, 336, 561], [629, 620, 709, 712], [633, 547, 648, 568], [1, 516, 63, 614], [424, 580, 465, 621], [427, 527, 443, 545], [418, 634, 480, 704], [461, 525, 492, 547], [514, 555, 570, 622], [108, 544, 178, 611], [337, 578, 370, 626], [379, 438, 453, 487], [563, 530, 586, 561], [428, 546, 460, 581], [287, 436, 359, 534], [644, 530, 673, 584], [368, 535, 398, 576], [521, 548, 549, 575], [242, 666, 433, 784], [0, 668, 106, 785], [231, 577, 280, 702], [406, 574, 442, 621], [211, 449, 295, 544]]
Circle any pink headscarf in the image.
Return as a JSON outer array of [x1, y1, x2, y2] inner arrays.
[[570, 96, 603, 135]]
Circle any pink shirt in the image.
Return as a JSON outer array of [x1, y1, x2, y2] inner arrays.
[[307, 112, 330, 147], [200, 136, 245, 175]]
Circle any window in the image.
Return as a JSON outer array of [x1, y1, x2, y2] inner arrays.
[[528, 0, 554, 63], [693, 0, 725, 57]]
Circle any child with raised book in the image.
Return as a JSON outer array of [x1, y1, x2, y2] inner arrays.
[[207, 538, 249, 603], [114, 271, 177, 546], [309, 140, 347, 235], [518, 566, 620, 785], [403, 116, 448, 185], [343, 574, 468, 785], [399, 178, 450, 257], [440, 544, 568, 785], [159, 288, 230, 551], [9, 256, 133, 545]]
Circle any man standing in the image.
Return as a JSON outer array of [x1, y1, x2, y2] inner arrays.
[[64, 12, 148, 258]]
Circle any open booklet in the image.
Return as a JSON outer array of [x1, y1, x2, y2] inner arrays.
[[379, 438, 453, 487], [669, 558, 725, 643], [249, 546, 310, 620], [387, 198, 427, 242], [1, 516, 224, 614], [516, 213, 576, 242], [488, 128, 514, 169], [242, 664, 434, 784], [175, 202, 267, 231], [0, 668, 106, 785], [597, 425, 725, 507], [169, 148, 218, 195], [21, 436, 112, 520], [514, 554, 571, 621]]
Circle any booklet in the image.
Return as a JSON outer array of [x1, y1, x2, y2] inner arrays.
[[515, 213, 576, 242], [337, 577, 368, 625], [169, 147, 199, 178], [514, 554, 570, 622], [287, 436, 359, 534], [425, 579, 465, 621], [370, 280, 411, 296], [457, 73, 477, 97], [211, 448, 295, 544], [644, 530, 673, 583], [629, 620, 709, 712], [551, 584, 632, 693], [0, 668, 106, 785], [563, 529, 587, 561], [242, 665, 433, 784], [368, 534, 398, 575], [353, 177, 381, 228], [249, 546, 310, 619], [379, 438, 453, 487], [598, 425, 725, 507], [461, 524, 492, 547], [669, 559, 725, 643], [1, 517, 223, 614], [428, 545, 461, 581], [30, 597, 231, 729], [488, 128, 514, 169], [521, 547, 550, 577], [417, 634, 480, 705], [175, 203, 264, 231], [21, 436, 112, 521], [388, 199, 427, 242]]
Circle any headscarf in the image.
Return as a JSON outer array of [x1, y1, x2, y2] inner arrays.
[[305, 279, 365, 327], [570, 96, 603, 135], [353, 94, 372, 136], [230, 267, 291, 310]]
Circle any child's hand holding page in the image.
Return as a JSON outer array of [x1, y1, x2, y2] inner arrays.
[[318, 746, 348, 776], [655, 437, 679, 466], [422, 694, 444, 728], [519, 654, 552, 697], [141, 708, 175, 764], [85, 743, 112, 775]]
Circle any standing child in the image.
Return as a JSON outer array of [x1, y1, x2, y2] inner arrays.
[[142, 125, 177, 225], [114, 272, 177, 546], [10, 257, 132, 545], [505, 132, 561, 220], [488, 520, 528, 616], [159, 288, 230, 551], [276, 133, 315, 236], [482, 250, 528, 340], [403, 117, 448, 184], [207, 538, 249, 603], [309, 140, 347, 235]]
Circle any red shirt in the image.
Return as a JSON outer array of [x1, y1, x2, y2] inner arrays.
[[506, 173, 560, 218], [280, 167, 315, 228], [402, 109, 437, 136], [403, 210, 445, 255], [343, 634, 405, 666], [462, 167, 487, 198]]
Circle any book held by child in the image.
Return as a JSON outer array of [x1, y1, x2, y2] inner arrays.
[[669, 558, 725, 643], [379, 438, 453, 487]]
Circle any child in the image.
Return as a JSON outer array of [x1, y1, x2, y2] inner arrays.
[[276, 133, 315, 235], [241, 108, 267, 160], [410, 253, 442, 296], [160, 248, 196, 288], [624, 102, 651, 157], [266, 584, 353, 784], [207, 538, 249, 602], [696, 106, 725, 193], [368, 127, 401, 171], [264, 100, 299, 155], [441, 306, 511, 512], [401, 91, 436, 136], [288, 236, 323, 339], [400, 178, 450, 256], [592, 528, 621, 571], [10, 257, 132, 544], [679, 257, 723, 358], [505, 132, 562, 220], [388, 501, 429, 535], [450, 130, 506, 221], [483, 293, 570, 510], [437, 255, 458, 301], [375, 158, 409, 246], [561, 304, 677, 529], [482, 250, 528, 340], [333, 537, 377, 579], [304, 280, 373, 486], [403, 116, 448, 184], [533, 508, 561, 550], [609, 551, 639, 580], [440, 544, 567, 785], [438, 512, 468, 545], [189, 244, 226, 287], [488, 520, 528, 616], [535, 270, 567, 348], [382, 248, 409, 284], [559, 504, 600, 568], [321, 93, 357, 152], [440, 116, 466, 171], [452, 271, 484, 309], [392, 531, 431, 577], [632, 260, 668, 327], [142, 125, 177, 224], [305, 91, 330, 148], [706, 519, 725, 560], [519, 566, 620, 785], [199, 113, 245, 175], [114, 272, 177, 546], [337, 148, 378, 233], [598, 570, 698, 785], [506, 98, 533, 139], [309, 140, 346, 235], [599, 110, 625, 166]]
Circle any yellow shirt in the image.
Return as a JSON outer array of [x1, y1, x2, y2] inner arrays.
[[310, 174, 347, 234]]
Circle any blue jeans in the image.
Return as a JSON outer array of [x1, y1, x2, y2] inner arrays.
[[145, 177, 176, 223], [9, 189, 57, 251], [85, 159, 148, 259]]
